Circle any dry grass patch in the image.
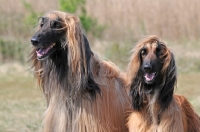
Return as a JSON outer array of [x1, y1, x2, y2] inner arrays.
[[176, 73, 200, 114], [0, 62, 199, 132], [0, 64, 45, 132]]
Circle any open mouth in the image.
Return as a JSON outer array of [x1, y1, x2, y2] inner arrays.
[[36, 43, 56, 60], [144, 72, 157, 84]]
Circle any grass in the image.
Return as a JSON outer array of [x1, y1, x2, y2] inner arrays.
[[0, 62, 199, 132], [1, 0, 200, 43], [0, 0, 199, 131], [0, 64, 45, 132], [176, 73, 200, 114], [0, 39, 28, 63]]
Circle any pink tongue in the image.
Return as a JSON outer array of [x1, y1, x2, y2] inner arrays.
[[36, 47, 51, 57], [145, 73, 155, 81]]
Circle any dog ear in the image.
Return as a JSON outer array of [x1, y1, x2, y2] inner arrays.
[[130, 72, 144, 111], [64, 14, 81, 73], [81, 35, 101, 98], [159, 51, 177, 112], [128, 50, 145, 111], [64, 14, 100, 99]]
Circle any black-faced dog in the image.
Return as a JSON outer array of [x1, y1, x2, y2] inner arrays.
[[30, 11, 131, 132], [126, 36, 200, 132]]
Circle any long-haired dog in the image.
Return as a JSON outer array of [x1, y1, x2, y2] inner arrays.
[[30, 11, 131, 132], [126, 36, 200, 132]]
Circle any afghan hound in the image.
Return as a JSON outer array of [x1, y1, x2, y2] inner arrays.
[[126, 36, 200, 132], [30, 11, 131, 132]]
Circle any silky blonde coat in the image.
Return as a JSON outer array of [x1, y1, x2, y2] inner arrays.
[[30, 11, 131, 132], [126, 36, 200, 132]]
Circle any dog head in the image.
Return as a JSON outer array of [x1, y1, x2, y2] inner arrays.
[[31, 11, 81, 61], [30, 11, 100, 99], [140, 40, 165, 85], [128, 36, 177, 111]]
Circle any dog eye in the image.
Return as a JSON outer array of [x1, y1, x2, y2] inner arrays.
[[39, 17, 45, 28], [141, 49, 146, 57], [40, 22, 44, 27], [51, 21, 62, 29]]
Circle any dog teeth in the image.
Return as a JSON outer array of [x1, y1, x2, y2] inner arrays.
[[50, 43, 56, 48], [50, 43, 56, 49]]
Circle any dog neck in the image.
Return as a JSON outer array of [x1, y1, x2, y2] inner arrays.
[[130, 79, 163, 125], [146, 88, 161, 125]]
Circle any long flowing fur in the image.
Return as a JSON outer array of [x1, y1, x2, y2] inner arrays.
[[30, 11, 131, 132], [126, 35, 200, 132]]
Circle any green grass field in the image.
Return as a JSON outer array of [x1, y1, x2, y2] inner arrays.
[[0, 63, 199, 132]]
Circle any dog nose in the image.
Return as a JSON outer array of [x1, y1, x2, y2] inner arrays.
[[143, 64, 152, 71], [31, 37, 39, 46]]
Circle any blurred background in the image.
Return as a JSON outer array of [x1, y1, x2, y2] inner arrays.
[[0, 0, 199, 131]]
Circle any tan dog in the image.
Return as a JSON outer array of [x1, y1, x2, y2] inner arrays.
[[30, 11, 131, 132], [126, 36, 200, 132]]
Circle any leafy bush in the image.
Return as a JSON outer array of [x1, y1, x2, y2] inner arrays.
[[59, 0, 104, 36], [59, 0, 85, 13], [23, 1, 42, 26]]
